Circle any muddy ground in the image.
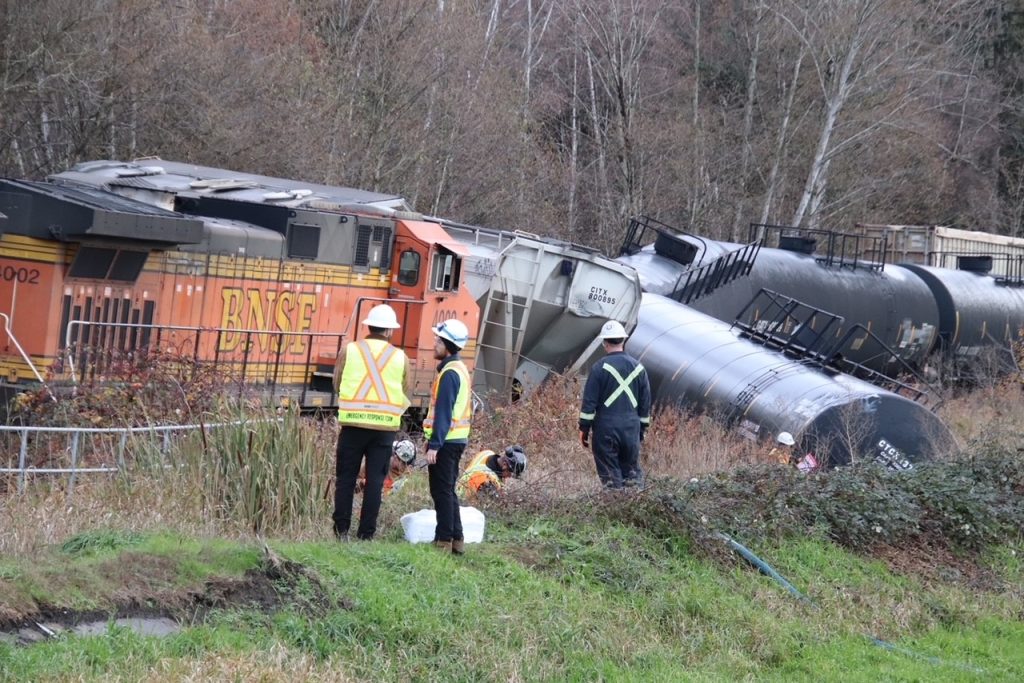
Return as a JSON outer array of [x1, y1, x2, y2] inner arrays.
[[0, 547, 348, 646]]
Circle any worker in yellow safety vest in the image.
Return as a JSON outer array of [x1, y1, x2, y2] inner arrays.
[[423, 318, 473, 554], [332, 304, 411, 541], [456, 445, 527, 501]]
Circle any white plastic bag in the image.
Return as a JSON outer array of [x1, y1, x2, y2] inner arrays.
[[400, 507, 486, 544]]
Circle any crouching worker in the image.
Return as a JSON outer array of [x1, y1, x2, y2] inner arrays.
[[456, 445, 527, 501], [355, 439, 417, 497], [770, 431, 819, 473]]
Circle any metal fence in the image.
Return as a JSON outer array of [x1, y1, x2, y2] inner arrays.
[[0, 420, 261, 493]]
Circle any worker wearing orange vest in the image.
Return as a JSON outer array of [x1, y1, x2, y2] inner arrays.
[[332, 304, 411, 541], [423, 318, 473, 554], [456, 445, 527, 500]]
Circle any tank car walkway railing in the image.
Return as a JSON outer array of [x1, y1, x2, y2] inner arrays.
[[733, 289, 943, 408], [0, 419, 259, 494], [929, 252, 1024, 287], [749, 223, 889, 271], [620, 215, 708, 266], [621, 215, 762, 304], [667, 240, 762, 305]]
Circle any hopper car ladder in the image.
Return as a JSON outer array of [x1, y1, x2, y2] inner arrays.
[[473, 246, 544, 401], [733, 289, 943, 409]]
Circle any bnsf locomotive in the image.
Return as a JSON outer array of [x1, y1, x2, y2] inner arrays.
[[0, 162, 480, 416]]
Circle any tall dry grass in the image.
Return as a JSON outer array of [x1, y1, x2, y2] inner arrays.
[[2, 370, 1023, 558]]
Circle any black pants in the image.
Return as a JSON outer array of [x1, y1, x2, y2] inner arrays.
[[592, 421, 642, 489], [428, 442, 466, 542], [333, 426, 394, 539]]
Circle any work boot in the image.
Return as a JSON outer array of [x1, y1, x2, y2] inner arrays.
[[434, 540, 453, 552], [451, 539, 465, 555]]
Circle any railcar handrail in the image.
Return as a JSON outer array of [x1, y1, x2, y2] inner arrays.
[[620, 215, 709, 267], [749, 223, 888, 272], [63, 320, 349, 385], [0, 312, 56, 402], [732, 289, 944, 409], [668, 240, 762, 305]]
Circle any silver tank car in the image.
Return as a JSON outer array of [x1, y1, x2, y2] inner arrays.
[[627, 294, 954, 468], [618, 236, 941, 373]]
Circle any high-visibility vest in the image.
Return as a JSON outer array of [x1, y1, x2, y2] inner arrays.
[[337, 339, 409, 429], [423, 359, 472, 442], [456, 450, 500, 499]]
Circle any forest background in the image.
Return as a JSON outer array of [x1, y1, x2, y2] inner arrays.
[[3, 0, 1024, 253]]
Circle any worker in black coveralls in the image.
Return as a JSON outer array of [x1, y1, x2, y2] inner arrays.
[[578, 320, 652, 489]]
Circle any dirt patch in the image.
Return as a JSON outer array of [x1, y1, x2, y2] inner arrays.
[[871, 541, 1005, 592], [0, 547, 348, 645]]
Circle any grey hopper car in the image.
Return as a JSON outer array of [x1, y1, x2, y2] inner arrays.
[[627, 294, 954, 468]]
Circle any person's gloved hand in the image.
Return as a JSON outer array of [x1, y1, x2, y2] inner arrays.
[[640, 426, 647, 443], [579, 429, 590, 448]]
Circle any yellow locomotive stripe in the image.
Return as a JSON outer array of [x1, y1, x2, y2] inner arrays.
[[0, 235, 71, 264]]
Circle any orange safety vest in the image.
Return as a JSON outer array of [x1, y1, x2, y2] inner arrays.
[[423, 359, 472, 442], [337, 339, 409, 430], [456, 450, 501, 499]]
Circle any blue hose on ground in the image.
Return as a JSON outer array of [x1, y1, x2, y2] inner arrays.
[[714, 531, 984, 675]]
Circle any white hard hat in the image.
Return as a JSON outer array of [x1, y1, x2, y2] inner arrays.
[[777, 431, 796, 446], [433, 319, 469, 349], [393, 439, 416, 464], [362, 304, 401, 329], [598, 320, 628, 340]]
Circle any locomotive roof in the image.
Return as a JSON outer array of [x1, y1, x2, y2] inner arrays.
[[53, 159, 411, 213], [0, 179, 205, 245]]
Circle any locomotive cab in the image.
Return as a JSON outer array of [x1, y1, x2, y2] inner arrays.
[[381, 219, 476, 416]]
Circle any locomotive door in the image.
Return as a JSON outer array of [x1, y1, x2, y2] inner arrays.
[[389, 233, 428, 347]]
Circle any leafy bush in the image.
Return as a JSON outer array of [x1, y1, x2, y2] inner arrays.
[[625, 446, 1024, 553]]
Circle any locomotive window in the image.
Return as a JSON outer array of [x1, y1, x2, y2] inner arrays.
[[431, 250, 461, 292], [108, 251, 147, 281], [287, 223, 320, 260], [68, 246, 147, 282], [69, 247, 116, 279], [397, 249, 420, 286]]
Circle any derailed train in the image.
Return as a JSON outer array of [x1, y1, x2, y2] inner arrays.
[[617, 217, 1024, 467], [0, 160, 1018, 469], [0, 159, 640, 420]]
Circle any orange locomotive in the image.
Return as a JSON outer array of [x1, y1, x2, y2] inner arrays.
[[0, 167, 478, 417]]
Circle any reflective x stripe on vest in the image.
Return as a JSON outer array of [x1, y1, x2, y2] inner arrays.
[[423, 360, 472, 441], [337, 339, 408, 429], [602, 362, 645, 408]]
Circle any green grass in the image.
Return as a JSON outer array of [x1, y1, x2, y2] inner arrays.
[[1, 519, 1021, 682]]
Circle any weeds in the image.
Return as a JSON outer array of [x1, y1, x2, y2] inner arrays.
[[60, 529, 144, 556]]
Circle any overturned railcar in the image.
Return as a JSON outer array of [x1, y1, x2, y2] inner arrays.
[[617, 222, 941, 374], [628, 294, 954, 468], [49, 159, 642, 408], [899, 260, 1024, 377]]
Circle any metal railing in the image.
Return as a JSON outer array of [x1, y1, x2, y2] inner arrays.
[[0, 419, 269, 494]]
